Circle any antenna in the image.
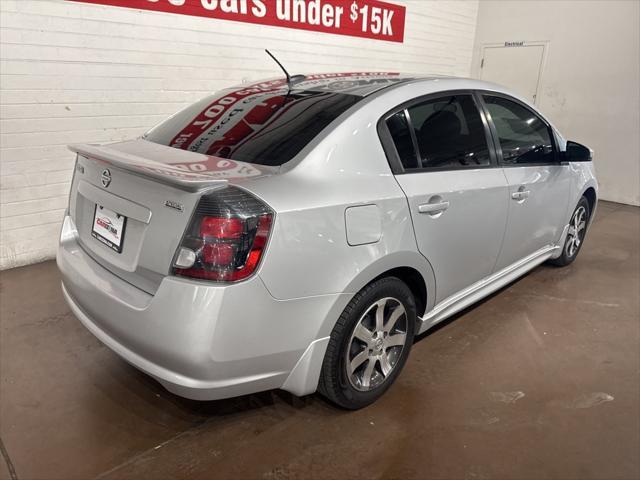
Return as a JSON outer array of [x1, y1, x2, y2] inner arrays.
[[265, 49, 291, 87]]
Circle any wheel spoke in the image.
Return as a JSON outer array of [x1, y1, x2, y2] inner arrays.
[[567, 226, 577, 238], [349, 349, 369, 375], [385, 333, 406, 348], [569, 238, 577, 256], [353, 323, 374, 343], [375, 300, 386, 332], [360, 359, 376, 389], [565, 237, 575, 256], [379, 353, 392, 377], [384, 304, 405, 333], [577, 220, 586, 231]]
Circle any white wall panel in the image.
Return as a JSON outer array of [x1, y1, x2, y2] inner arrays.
[[471, 0, 640, 207], [0, 0, 480, 269]]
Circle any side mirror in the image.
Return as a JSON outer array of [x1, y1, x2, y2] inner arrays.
[[563, 141, 592, 162]]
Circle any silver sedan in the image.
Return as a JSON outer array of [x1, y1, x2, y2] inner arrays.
[[58, 73, 597, 409]]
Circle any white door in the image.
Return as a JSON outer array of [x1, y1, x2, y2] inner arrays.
[[386, 94, 509, 304], [480, 44, 545, 104], [398, 170, 509, 303], [481, 94, 571, 271]]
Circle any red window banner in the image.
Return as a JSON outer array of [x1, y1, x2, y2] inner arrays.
[[67, 0, 406, 43], [167, 72, 399, 152]]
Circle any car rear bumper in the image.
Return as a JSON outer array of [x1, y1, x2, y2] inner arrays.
[[57, 215, 346, 400]]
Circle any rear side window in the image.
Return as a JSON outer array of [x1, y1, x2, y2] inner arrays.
[[483, 95, 556, 165], [385, 95, 491, 170], [144, 89, 360, 166], [386, 111, 419, 169]]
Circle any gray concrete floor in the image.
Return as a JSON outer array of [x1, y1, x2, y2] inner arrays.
[[1, 201, 638, 480]]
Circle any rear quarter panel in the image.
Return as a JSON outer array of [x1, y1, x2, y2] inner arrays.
[[243, 85, 443, 315]]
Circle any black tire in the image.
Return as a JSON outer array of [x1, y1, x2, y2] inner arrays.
[[318, 276, 416, 410], [549, 196, 591, 267]]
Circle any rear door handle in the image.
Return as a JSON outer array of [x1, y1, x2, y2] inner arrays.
[[511, 190, 531, 200], [418, 200, 450, 214]]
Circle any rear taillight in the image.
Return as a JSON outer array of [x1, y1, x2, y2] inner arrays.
[[172, 187, 273, 282]]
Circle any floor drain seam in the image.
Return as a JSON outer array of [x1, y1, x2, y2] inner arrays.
[[0, 436, 18, 480]]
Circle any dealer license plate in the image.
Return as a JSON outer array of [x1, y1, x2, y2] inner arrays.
[[91, 205, 126, 253]]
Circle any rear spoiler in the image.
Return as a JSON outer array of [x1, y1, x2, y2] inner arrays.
[[69, 143, 229, 192]]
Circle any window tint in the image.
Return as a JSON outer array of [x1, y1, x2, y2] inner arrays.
[[144, 89, 360, 166], [386, 111, 419, 169], [409, 95, 491, 169], [385, 95, 491, 170], [483, 95, 555, 165]]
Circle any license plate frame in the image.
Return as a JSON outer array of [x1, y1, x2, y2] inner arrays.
[[91, 204, 127, 253]]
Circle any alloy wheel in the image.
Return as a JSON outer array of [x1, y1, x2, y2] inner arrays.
[[345, 297, 408, 391], [565, 205, 587, 258]]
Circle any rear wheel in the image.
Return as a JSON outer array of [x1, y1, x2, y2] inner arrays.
[[318, 277, 416, 409], [549, 196, 591, 266]]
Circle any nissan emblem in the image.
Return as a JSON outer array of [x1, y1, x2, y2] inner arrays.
[[101, 169, 112, 188]]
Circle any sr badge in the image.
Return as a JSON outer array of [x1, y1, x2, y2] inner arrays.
[[164, 200, 184, 212]]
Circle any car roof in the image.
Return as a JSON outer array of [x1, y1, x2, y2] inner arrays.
[[259, 72, 521, 101], [221, 73, 520, 100], [219, 72, 460, 98], [286, 72, 444, 97]]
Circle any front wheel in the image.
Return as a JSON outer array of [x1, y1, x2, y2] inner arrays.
[[318, 277, 416, 409], [549, 196, 591, 266]]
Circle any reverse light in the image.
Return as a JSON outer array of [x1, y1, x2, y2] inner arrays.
[[174, 247, 196, 269], [173, 187, 273, 282]]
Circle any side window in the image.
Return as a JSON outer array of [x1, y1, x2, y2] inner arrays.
[[407, 95, 491, 169], [386, 111, 419, 169], [384, 94, 491, 172], [483, 95, 556, 165]]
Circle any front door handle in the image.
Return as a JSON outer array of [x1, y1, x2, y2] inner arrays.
[[418, 200, 450, 214]]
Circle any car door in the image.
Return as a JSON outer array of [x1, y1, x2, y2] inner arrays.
[[479, 93, 572, 271], [381, 92, 509, 304]]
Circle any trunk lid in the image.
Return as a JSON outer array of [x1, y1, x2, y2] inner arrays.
[[67, 139, 276, 294]]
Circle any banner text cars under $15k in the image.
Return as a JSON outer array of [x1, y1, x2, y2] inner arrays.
[[68, 0, 407, 42]]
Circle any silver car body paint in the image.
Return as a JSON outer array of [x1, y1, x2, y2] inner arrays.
[[57, 76, 598, 400]]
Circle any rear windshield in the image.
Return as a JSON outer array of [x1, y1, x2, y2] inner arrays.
[[144, 85, 360, 166]]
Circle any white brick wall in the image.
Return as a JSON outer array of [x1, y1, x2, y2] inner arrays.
[[0, 0, 479, 269]]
